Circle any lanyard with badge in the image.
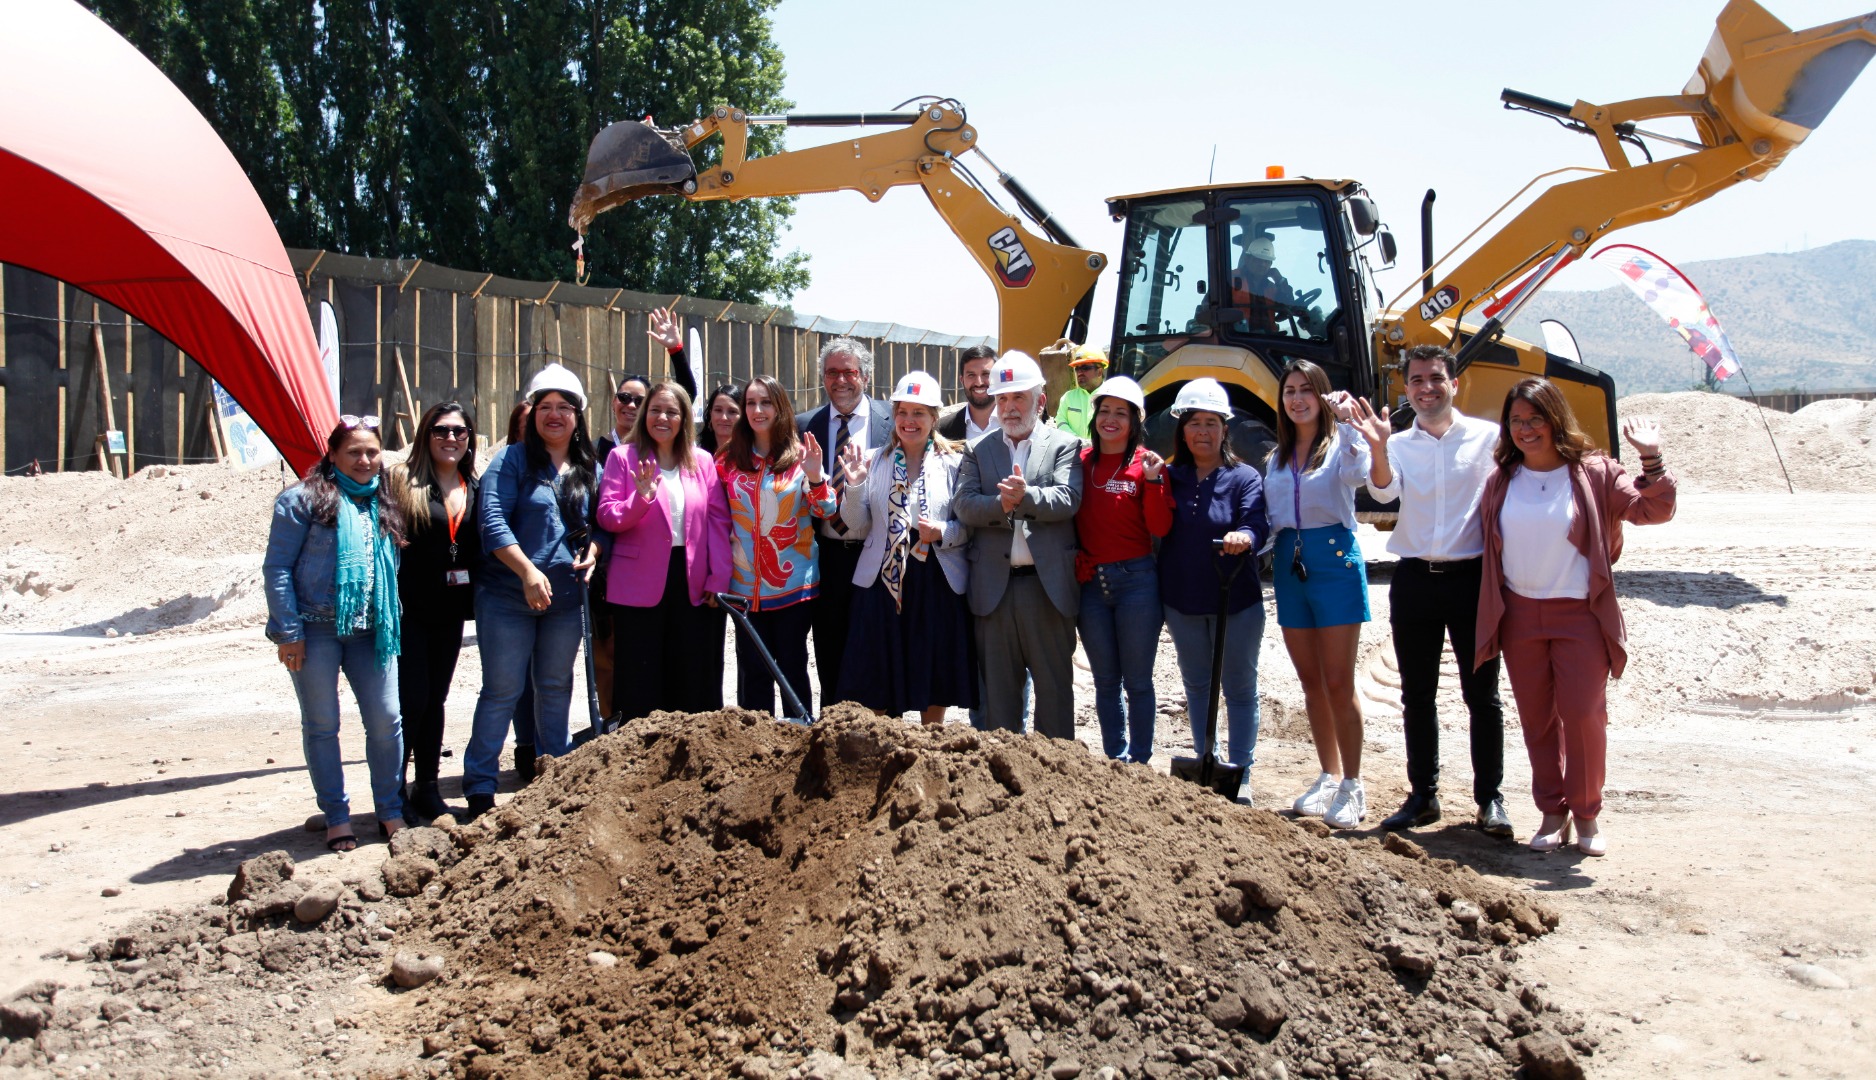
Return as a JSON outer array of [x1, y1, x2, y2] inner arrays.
[[445, 494, 470, 586], [1289, 457, 1309, 582]]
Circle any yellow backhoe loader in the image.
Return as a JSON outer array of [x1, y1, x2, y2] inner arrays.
[[570, 0, 1873, 480]]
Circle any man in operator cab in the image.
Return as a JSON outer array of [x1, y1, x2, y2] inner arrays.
[[1230, 232, 1296, 335], [1053, 345, 1108, 442]]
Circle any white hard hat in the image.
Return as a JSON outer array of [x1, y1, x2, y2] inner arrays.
[[1245, 236, 1276, 261], [1090, 375, 1145, 413], [526, 363, 587, 411], [988, 350, 1046, 395], [890, 370, 943, 408], [1170, 377, 1234, 418]]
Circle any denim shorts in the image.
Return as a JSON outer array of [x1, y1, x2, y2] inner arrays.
[[1272, 525, 1371, 629]]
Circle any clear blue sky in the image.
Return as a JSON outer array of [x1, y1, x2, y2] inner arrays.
[[764, 0, 1876, 343]]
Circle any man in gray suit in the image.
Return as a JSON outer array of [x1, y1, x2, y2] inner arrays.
[[955, 351, 1084, 738]]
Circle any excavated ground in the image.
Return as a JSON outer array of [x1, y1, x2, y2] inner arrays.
[[383, 707, 1582, 1080]]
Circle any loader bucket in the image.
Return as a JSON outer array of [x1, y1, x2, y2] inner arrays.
[[1692, 2, 1876, 148], [568, 120, 698, 234]]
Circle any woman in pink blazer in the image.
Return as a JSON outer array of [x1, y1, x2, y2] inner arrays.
[[596, 380, 732, 722]]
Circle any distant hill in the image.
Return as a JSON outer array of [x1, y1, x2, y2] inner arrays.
[[1507, 239, 1876, 393]]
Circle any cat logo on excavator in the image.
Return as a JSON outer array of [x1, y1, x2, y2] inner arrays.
[[987, 227, 1035, 288]]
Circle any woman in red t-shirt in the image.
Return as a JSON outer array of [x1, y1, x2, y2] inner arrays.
[[1073, 376, 1173, 762]]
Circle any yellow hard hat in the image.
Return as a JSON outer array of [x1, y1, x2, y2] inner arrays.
[[1070, 345, 1108, 368]]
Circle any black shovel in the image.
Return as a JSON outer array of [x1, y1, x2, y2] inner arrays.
[[568, 526, 613, 749], [715, 592, 813, 724], [1171, 539, 1251, 799]]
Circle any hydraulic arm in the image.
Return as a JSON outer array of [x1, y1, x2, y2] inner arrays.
[[569, 101, 1106, 360], [1384, 0, 1876, 372]]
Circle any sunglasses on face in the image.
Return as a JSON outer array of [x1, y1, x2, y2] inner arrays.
[[339, 414, 381, 431], [430, 425, 470, 440], [616, 392, 645, 406]]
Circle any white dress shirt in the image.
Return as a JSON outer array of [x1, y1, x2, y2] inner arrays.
[[964, 406, 993, 442], [821, 397, 872, 540], [1367, 411, 1500, 561], [1001, 429, 1035, 567]]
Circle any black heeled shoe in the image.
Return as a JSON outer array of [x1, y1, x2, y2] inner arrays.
[[514, 745, 536, 785], [408, 781, 454, 823], [461, 794, 496, 823]]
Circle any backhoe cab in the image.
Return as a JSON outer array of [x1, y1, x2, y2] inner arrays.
[[1105, 178, 1396, 467]]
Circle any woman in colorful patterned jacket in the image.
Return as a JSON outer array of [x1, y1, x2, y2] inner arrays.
[[716, 374, 834, 719]]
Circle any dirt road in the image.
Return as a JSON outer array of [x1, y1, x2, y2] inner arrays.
[[1, 466, 1871, 1076]]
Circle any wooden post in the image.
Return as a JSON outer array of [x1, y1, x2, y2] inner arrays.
[[204, 394, 226, 463], [394, 345, 418, 446], [91, 320, 124, 478]]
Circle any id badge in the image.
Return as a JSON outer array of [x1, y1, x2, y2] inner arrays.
[[445, 569, 471, 586]]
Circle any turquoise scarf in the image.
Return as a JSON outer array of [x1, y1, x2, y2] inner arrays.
[[333, 471, 401, 668]]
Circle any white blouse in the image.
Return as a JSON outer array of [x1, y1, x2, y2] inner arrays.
[[1500, 466, 1589, 600], [1264, 422, 1372, 532], [661, 464, 686, 546]]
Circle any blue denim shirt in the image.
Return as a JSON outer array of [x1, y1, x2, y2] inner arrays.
[[478, 445, 591, 613], [262, 483, 403, 644]]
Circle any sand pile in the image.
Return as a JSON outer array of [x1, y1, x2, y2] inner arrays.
[[388, 708, 1588, 1080], [1616, 392, 1876, 493], [0, 461, 289, 635]]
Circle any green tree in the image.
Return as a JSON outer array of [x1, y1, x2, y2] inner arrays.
[[82, 0, 808, 303]]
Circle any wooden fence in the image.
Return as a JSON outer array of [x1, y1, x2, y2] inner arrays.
[[1734, 388, 1876, 413], [0, 251, 991, 474]]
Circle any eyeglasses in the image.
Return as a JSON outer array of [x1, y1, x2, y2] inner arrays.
[[1507, 417, 1550, 431], [338, 414, 380, 431], [615, 392, 644, 406], [825, 370, 864, 383], [430, 425, 470, 440]]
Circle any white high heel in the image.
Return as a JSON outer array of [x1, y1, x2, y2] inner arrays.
[[1573, 816, 1606, 857], [1528, 813, 1572, 852]]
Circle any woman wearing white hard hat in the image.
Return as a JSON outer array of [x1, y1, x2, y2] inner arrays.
[[1160, 378, 1270, 797], [1266, 358, 1374, 830], [1073, 376, 1172, 761], [460, 362, 600, 821], [834, 371, 976, 725]]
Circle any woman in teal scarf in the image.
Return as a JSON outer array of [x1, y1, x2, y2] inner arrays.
[[262, 417, 408, 851]]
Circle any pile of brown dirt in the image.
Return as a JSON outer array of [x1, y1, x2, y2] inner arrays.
[[390, 708, 1588, 1079], [1616, 392, 1876, 493]]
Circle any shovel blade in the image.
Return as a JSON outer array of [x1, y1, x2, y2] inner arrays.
[[569, 120, 699, 232], [1169, 754, 1247, 800]]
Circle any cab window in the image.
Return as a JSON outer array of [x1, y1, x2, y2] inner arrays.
[[1220, 196, 1335, 344], [1111, 199, 1208, 377]]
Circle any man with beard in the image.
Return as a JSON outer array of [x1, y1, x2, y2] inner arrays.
[[939, 344, 998, 442]]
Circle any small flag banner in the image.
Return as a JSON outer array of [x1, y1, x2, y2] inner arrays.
[[1589, 244, 1740, 381]]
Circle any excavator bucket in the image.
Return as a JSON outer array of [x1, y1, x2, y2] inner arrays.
[[1691, 2, 1876, 155], [568, 120, 698, 234]]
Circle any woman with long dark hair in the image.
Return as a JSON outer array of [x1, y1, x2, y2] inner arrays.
[[387, 402, 478, 822], [1476, 378, 1673, 856], [1073, 376, 1171, 761], [1265, 359, 1373, 829], [596, 380, 732, 720], [718, 375, 832, 718], [262, 416, 408, 850], [460, 364, 599, 820], [498, 399, 537, 781], [696, 383, 744, 455], [833, 371, 976, 725], [1159, 379, 1268, 799]]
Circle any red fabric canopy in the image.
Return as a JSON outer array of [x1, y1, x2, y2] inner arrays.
[[0, 0, 336, 474]]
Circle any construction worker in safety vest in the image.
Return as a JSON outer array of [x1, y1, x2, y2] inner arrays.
[[1054, 345, 1107, 442], [1229, 232, 1295, 334]]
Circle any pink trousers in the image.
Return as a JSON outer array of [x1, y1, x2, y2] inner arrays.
[[1499, 590, 1610, 821]]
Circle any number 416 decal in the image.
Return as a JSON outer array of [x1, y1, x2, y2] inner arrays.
[[1418, 285, 1458, 322]]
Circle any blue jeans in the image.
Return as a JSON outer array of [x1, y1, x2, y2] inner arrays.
[[1163, 602, 1266, 768], [1078, 556, 1163, 761], [464, 587, 583, 797], [289, 621, 404, 827]]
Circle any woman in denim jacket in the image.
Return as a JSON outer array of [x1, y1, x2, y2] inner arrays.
[[461, 364, 599, 820], [263, 417, 408, 851]]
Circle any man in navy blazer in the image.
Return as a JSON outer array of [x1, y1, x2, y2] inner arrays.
[[794, 336, 892, 708]]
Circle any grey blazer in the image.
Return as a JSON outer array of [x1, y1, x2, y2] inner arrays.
[[954, 424, 1084, 618], [839, 446, 970, 594]]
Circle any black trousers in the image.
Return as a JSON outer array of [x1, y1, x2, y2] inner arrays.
[[1389, 558, 1505, 805], [610, 548, 727, 723], [736, 600, 815, 720], [398, 611, 467, 785], [812, 537, 866, 705]]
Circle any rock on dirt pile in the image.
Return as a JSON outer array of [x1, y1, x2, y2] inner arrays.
[[392, 708, 1589, 1079]]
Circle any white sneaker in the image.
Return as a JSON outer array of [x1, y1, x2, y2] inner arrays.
[[1324, 777, 1366, 829], [1292, 772, 1340, 817]]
